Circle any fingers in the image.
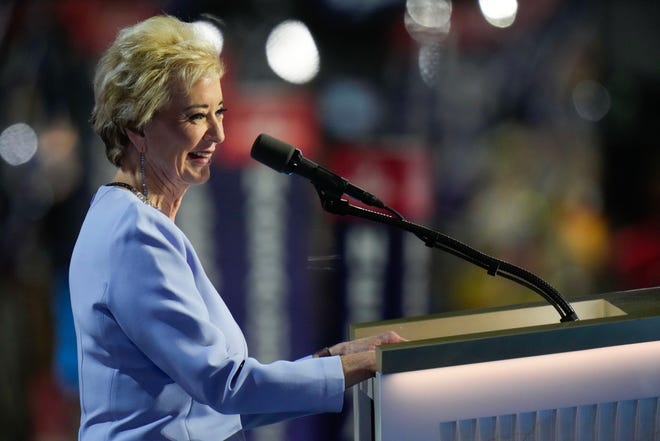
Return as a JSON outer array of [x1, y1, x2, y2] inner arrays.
[[353, 331, 407, 352], [379, 330, 408, 344], [327, 330, 408, 357], [369, 330, 407, 347], [338, 332, 409, 388]]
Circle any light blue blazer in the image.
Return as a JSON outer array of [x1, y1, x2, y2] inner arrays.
[[69, 186, 345, 441]]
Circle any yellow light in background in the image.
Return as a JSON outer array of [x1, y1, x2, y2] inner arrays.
[[266, 20, 320, 85], [0, 122, 38, 166], [38, 120, 82, 203], [479, 0, 518, 28], [558, 205, 610, 269]]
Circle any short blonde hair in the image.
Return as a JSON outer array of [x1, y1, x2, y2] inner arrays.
[[91, 15, 225, 166]]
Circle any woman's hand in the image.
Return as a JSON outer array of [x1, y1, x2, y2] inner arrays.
[[317, 331, 407, 389], [329, 331, 407, 357]]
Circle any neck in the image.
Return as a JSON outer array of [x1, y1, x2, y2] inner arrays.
[[112, 168, 186, 221]]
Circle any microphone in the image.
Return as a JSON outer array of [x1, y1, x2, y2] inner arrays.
[[250, 134, 386, 209]]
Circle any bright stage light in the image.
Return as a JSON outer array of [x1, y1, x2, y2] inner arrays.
[[406, 0, 452, 29], [266, 20, 320, 85], [404, 0, 452, 44], [479, 0, 518, 28], [192, 20, 224, 55]]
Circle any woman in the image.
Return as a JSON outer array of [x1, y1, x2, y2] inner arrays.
[[69, 14, 404, 441]]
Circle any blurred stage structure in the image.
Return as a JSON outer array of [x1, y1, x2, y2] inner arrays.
[[351, 286, 660, 441]]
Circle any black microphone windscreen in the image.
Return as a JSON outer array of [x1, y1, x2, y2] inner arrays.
[[250, 134, 296, 173]]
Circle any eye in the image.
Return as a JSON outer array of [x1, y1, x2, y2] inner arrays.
[[215, 108, 228, 117], [188, 113, 206, 122]]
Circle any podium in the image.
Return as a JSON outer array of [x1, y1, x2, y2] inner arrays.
[[351, 286, 660, 441]]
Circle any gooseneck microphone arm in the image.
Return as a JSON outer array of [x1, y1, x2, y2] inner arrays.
[[317, 195, 578, 323], [250, 134, 578, 323]]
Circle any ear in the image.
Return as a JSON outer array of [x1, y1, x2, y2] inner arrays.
[[125, 127, 146, 153]]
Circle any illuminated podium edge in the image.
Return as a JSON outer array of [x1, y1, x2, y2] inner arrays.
[[350, 286, 660, 441]]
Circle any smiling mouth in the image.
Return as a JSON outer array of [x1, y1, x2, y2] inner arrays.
[[188, 151, 213, 160]]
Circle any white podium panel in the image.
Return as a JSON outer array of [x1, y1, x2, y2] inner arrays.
[[375, 341, 660, 441], [352, 287, 660, 441]]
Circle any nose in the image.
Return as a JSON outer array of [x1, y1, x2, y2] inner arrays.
[[205, 115, 225, 144]]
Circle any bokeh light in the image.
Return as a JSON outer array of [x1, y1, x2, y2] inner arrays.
[[266, 20, 320, 84], [572, 80, 611, 122], [418, 44, 445, 87], [479, 0, 518, 28], [319, 79, 382, 138], [0, 123, 38, 166], [404, 0, 452, 44], [192, 20, 224, 55], [406, 0, 452, 28]]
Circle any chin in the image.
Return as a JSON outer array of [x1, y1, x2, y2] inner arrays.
[[191, 171, 211, 186], [187, 178, 210, 187], [181, 169, 209, 186]]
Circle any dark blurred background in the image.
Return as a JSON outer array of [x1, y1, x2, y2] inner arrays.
[[0, 0, 658, 440]]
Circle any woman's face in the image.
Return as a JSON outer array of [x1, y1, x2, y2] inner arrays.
[[142, 75, 225, 190]]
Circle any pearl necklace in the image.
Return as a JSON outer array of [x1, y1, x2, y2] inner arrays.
[[106, 182, 154, 207]]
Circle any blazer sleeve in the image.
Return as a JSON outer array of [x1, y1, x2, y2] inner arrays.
[[106, 207, 345, 416]]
